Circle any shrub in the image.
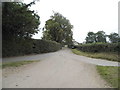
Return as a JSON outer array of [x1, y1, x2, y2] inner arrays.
[[2, 39, 62, 57], [32, 39, 62, 53], [75, 43, 120, 53]]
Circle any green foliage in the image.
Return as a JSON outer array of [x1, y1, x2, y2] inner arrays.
[[96, 31, 106, 43], [43, 12, 73, 45], [97, 66, 119, 88], [3, 39, 62, 57], [2, 2, 62, 58], [3, 39, 33, 57], [85, 31, 120, 43], [33, 39, 62, 53], [72, 49, 119, 62], [75, 43, 120, 53], [85, 32, 96, 43], [2, 2, 40, 41], [85, 31, 106, 43], [108, 33, 120, 43]]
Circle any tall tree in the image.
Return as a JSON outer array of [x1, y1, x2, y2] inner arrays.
[[95, 31, 106, 43], [85, 31, 107, 43], [43, 12, 73, 45], [2, 2, 40, 41], [108, 33, 120, 43], [85, 32, 96, 43]]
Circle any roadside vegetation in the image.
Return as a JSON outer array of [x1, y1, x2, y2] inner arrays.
[[72, 31, 119, 62], [71, 49, 119, 62], [2, 60, 40, 69], [97, 66, 119, 88], [72, 31, 120, 61], [74, 43, 119, 53], [3, 39, 62, 57], [72, 49, 120, 88], [42, 12, 73, 47], [85, 31, 120, 44], [3, 2, 74, 57], [2, 2, 63, 57], [72, 49, 119, 88]]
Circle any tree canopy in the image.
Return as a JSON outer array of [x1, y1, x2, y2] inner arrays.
[[95, 31, 106, 43], [85, 32, 96, 43], [85, 31, 120, 43], [85, 31, 107, 43], [2, 2, 40, 41], [42, 12, 73, 45], [108, 33, 120, 43]]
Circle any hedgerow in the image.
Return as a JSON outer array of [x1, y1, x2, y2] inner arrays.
[[32, 39, 62, 53], [2, 39, 62, 57], [75, 43, 120, 53]]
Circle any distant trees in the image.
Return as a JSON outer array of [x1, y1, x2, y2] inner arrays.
[[2, 1, 40, 41], [85, 32, 96, 43], [42, 12, 73, 45], [95, 31, 106, 43], [85, 31, 119, 43], [85, 31, 106, 43], [108, 33, 120, 43]]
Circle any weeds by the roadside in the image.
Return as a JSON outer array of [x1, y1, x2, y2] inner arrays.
[[71, 49, 119, 88], [71, 49, 119, 62], [2, 60, 40, 69], [97, 66, 119, 88]]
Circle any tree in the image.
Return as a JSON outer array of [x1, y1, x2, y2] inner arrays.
[[85, 32, 96, 43], [95, 31, 106, 43], [108, 33, 120, 43], [43, 12, 73, 45], [2, 2, 40, 41], [85, 31, 107, 43], [42, 29, 52, 40]]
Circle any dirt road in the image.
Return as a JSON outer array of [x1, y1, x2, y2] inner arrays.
[[3, 48, 115, 88]]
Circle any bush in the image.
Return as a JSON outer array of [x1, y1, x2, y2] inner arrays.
[[75, 43, 120, 53], [2, 39, 62, 57], [32, 39, 62, 53]]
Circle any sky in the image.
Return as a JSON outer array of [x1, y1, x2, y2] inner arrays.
[[24, 0, 119, 43]]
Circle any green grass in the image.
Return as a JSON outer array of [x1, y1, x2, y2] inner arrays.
[[2, 60, 40, 69], [71, 49, 119, 62], [71, 49, 119, 88], [97, 66, 119, 88]]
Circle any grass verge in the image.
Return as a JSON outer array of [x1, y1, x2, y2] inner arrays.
[[97, 66, 119, 88], [71, 49, 119, 62], [2, 60, 40, 69], [71, 49, 119, 88]]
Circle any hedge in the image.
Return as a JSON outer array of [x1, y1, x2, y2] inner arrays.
[[2, 39, 62, 57], [75, 43, 120, 53], [32, 39, 62, 53]]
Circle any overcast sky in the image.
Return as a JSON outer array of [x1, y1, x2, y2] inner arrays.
[[24, 0, 119, 43]]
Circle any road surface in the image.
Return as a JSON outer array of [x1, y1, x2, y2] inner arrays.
[[3, 48, 119, 66], [3, 48, 118, 88]]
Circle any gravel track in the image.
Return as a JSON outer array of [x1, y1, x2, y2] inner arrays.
[[3, 48, 117, 88]]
